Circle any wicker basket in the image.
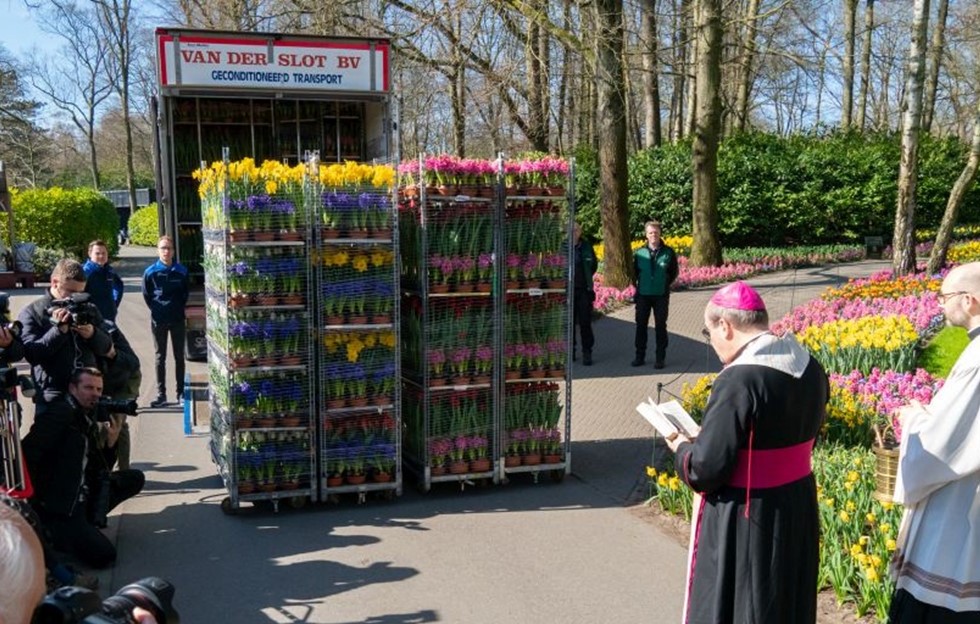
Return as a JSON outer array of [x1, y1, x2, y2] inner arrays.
[[872, 445, 900, 503]]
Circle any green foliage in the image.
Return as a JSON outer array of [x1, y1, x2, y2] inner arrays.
[[919, 325, 969, 378], [32, 247, 68, 279], [6, 187, 118, 258], [627, 141, 693, 238], [128, 203, 160, 246], [571, 144, 600, 239], [575, 131, 980, 247]]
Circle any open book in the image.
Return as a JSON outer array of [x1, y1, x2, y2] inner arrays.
[[636, 398, 701, 439]]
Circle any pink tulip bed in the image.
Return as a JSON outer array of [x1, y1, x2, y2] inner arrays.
[[591, 245, 865, 313]]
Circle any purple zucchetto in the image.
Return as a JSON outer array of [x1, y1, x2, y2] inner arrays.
[[709, 281, 766, 311]]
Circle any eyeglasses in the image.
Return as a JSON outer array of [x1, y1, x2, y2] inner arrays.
[[937, 291, 970, 304]]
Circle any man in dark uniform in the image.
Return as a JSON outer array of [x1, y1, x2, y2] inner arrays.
[[631, 220, 678, 368], [666, 281, 828, 624], [572, 223, 598, 365]]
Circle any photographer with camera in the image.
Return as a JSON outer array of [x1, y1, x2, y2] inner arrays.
[[0, 292, 25, 365], [18, 260, 115, 404], [21, 367, 144, 569], [2, 500, 173, 624]]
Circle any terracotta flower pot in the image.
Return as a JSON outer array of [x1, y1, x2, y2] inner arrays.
[[469, 458, 492, 473], [346, 474, 367, 486], [326, 475, 344, 488], [449, 460, 469, 474], [522, 453, 542, 466], [504, 455, 521, 468], [372, 471, 393, 483]]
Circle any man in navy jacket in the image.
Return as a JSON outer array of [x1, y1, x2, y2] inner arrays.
[[82, 240, 124, 322], [142, 235, 189, 408]]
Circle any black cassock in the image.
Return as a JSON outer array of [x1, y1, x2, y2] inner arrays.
[[674, 335, 828, 624]]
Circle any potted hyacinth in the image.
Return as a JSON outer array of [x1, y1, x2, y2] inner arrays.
[[473, 345, 493, 384], [428, 437, 452, 475], [449, 435, 469, 474], [427, 349, 447, 385], [505, 429, 527, 467], [370, 444, 397, 482], [467, 434, 491, 473]]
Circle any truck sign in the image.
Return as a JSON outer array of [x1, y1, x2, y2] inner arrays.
[[157, 31, 390, 93]]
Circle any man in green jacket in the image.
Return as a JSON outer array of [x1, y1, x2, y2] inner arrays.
[[632, 220, 679, 368], [572, 223, 598, 365]]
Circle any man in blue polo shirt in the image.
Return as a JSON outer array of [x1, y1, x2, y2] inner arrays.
[[142, 235, 189, 408]]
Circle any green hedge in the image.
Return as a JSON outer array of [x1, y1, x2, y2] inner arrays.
[[128, 203, 160, 246], [5, 187, 119, 259], [573, 131, 980, 247]]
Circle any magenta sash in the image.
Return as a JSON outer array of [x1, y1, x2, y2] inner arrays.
[[728, 438, 814, 489]]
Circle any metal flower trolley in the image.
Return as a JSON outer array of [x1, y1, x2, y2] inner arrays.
[[499, 180, 573, 484], [397, 155, 573, 491], [199, 153, 317, 513], [399, 180, 499, 491], [315, 163, 402, 502]]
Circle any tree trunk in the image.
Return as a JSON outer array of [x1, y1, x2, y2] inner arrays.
[[594, 0, 632, 288], [539, 0, 552, 148], [556, 1, 572, 151], [856, 0, 874, 131], [684, 0, 699, 139], [841, 0, 858, 129], [670, 0, 689, 141], [526, 5, 548, 152], [734, 0, 760, 133], [921, 0, 948, 133], [927, 95, 980, 274], [816, 42, 828, 125], [689, 0, 722, 267], [450, 63, 466, 157], [893, 0, 931, 276], [641, 0, 662, 148], [87, 121, 100, 189]]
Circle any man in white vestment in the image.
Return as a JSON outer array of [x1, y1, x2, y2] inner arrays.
[[889, 261, 980, 623]]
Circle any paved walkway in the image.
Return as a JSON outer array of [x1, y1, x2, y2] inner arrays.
[[9, 250, 891, 623]]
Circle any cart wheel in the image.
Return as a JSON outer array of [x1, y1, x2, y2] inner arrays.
[[289, 496, 307, 509], [220, 497, 237, 515], [551, 469, 565, 483]]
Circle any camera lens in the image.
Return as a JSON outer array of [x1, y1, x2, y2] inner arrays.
[[5, 319, 22, 338], [32, 586, 103, 624], [102, 577, 179, 624]]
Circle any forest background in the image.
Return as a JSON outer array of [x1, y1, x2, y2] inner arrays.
[[1, 0, 978, 278]]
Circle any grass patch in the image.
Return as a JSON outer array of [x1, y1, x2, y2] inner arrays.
[[919, 325, 969, 378]]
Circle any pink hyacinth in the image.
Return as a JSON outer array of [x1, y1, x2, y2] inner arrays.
[[476, 345, 493, 362]]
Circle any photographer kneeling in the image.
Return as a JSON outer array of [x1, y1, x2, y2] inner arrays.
[[22, 367, 144, 569]]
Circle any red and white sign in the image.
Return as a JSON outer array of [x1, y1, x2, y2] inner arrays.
[[157, 31, 389, 93]]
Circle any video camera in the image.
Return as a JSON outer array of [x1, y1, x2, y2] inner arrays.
[[0, 292, 22, 338], [95, 397, 139, 422], [33, 576, 180, 624], [47, 293, 100, 327]]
